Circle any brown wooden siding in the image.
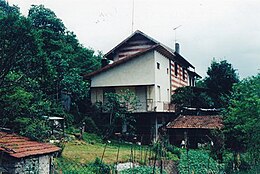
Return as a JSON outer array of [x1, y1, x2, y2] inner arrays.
[[170, 60, 189, 93], [111, 37, 155, 61]]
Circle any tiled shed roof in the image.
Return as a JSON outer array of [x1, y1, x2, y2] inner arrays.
[[0, 131, 60, 158], [166, 115, 223, 129]]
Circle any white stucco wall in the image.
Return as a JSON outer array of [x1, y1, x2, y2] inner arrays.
[[91, 88, 103, 103], [90, 50, 173, 112], [91, 51, 155, 87], [154, 51, 171, 111]]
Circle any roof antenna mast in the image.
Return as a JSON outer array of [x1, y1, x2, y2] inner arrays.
[[131, 0, 135, 34], [173, 25, 182, 44]]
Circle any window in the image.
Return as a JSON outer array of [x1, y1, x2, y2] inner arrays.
[[157, 62, 160, 69], [182, 68, 186, 80], [157, 85, 161, 101], [174, 62, 178, 76], [167, 68, 169, 74]]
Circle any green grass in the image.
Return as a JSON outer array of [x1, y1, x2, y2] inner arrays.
[[61, 133, 155, 164]]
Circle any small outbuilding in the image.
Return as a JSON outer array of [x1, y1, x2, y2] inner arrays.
[[0, 131, 60, 174], [166, 115, 223, 148]]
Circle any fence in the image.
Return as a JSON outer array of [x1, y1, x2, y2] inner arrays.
[[51, 143, 177, 174], [51, 142, 259, 174]]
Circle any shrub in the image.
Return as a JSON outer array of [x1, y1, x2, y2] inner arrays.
[[88, 157, 111, 174], [82, 132, 103, 144], [178, 149, 220, 174], [120, 166, 166, 174]]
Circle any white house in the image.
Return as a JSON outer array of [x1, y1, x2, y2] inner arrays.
[[84, 30, 200, 143]]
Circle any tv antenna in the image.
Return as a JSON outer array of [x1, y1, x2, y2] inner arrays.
[[173, 25, 182, 44], [131, 0, 135, 33]]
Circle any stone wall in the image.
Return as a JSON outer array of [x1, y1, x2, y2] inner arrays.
[[2, 154, 53, 174]]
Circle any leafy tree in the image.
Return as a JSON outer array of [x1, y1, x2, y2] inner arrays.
[[171, 86, 214, 111], [0, 12, 38, 87], [204, 60, 239, 107], [223, 73, 260, 165], [100, 89, 138, 139], [0, 2, 102, 140], [28, 5, 65, 33]]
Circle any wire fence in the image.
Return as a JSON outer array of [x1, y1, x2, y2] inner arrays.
[[50, 141, 259, 174], [51, 142, 178, 174]]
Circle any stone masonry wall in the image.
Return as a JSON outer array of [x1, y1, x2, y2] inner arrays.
[[2, 154, 52, 174]]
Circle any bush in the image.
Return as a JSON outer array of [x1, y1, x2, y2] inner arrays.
[[82, 132, 103, 144], [88, 157, 110, 174], [14, 117, 51, 141], [120, 166, 167, 174], [165, 144, 181, 159], [83, 116, 100, 134], [178, 149, 220, 174]]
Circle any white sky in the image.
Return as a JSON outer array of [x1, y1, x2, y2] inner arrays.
[[8, 0, 260, 79]]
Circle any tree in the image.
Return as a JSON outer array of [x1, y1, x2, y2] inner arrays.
[[0, 11, 38, 88], [204, 60, 239, 107], [100, 89, 138, 139], [223, 73, 260, 164], [0, 3, 102, 140], [171, 86, 214, 111]]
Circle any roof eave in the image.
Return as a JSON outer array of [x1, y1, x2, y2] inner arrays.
[[104, 30, 159, 59]]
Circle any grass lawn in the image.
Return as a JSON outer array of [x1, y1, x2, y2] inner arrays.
[[61, 133, 154, 164]]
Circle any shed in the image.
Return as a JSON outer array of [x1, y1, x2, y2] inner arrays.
[[0, 131, 60, 174], [166, 115, 223, 148]]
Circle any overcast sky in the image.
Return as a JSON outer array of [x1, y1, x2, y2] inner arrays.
[[8, 0, 260, 79]]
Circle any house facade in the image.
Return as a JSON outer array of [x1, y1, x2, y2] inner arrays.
[[84, 30, 200, 143]]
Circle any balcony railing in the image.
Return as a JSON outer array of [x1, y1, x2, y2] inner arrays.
[[135, 100, 176, 112], [95, 100, 176, 113]]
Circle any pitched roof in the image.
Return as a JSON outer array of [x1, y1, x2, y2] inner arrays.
[[84, 44, 158, 79], [104, 30, 159, 59], [84, 30, 199, 79], [0, 131, 60, 158], [166, 115, 223, 129]]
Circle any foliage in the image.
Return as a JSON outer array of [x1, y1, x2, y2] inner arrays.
[[82, 132, 103, 144], [100, 89, 138, 139], [204, 59, 239, 107], [171, 86, 214, 110], [172, 59, 239, 109], [178, 149, 221, 174], [0, 2, 102, 140], [81, 116, 100, 134], [120, 166, 167, 174], [14, 117, 51, 141], [223, 74, 260, 163], [89, 157, 111, 174], [0, 12, 38, 87]]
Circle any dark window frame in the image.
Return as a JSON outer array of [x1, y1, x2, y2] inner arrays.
[[157, 62, 160, 69], [175, 62, 178, 76]]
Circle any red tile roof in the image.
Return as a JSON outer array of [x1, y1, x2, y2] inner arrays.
[[166, 115, 223, 129], [0, 131, 60, 158]]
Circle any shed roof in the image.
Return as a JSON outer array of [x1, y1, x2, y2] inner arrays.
[[0, 131, 60, 158], [166, 115, 223, 129]]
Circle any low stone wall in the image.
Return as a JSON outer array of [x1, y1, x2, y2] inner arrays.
[[2, 154, 53, 174]]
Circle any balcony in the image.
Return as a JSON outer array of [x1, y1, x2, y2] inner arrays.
[[135, 99, 176, 113]]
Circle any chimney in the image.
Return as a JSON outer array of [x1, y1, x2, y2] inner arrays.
[[175, 43, 180, 54], [101, 58, 109, 67]]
